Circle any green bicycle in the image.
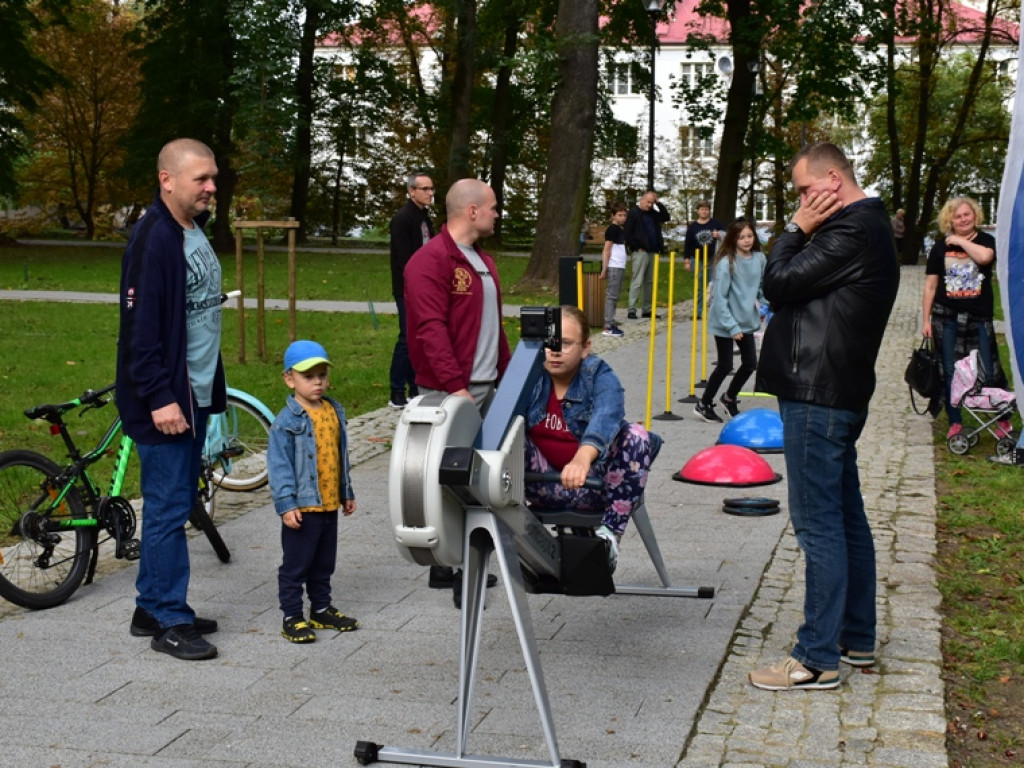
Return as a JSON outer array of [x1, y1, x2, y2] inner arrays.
[[0, 384, 238, 610]]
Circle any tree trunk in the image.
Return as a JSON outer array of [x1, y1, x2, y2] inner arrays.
[[522, 0, 599, 286], [210, 164, 237, 252], [883, 1, 901, 212], [712, 0, 759, 224], [210, 27, 238, 254], [904, 0, 939, 266], [289, 0, 323, 244], [331, 151, 343, 246], [488, 14, 522, 244], [397, 13, 434, 132], [447, 0, 477, 182]]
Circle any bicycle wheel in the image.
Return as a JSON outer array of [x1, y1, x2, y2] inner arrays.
[[210, 395, 271, 491], [188, 501, 230, 563], [0, 450, 94, 609]]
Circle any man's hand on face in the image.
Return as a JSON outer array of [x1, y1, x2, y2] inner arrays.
[[792, 190, 842, 235]]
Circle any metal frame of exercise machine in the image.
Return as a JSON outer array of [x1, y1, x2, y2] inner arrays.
[[355, 308, 714, 768]]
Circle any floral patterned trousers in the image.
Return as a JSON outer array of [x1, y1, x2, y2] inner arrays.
[[524, 423, 655, 536]]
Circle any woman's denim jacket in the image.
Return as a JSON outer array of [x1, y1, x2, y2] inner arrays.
[[525, 354, 626, 459], [268, 395, 354, 515]]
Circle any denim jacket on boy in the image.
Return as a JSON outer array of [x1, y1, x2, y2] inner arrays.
[[268, 395, 354, 515], [525, 354, 627, 460]]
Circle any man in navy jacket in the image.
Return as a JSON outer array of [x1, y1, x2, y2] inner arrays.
[[623, 191, 670, 319], [116, 138, 226, 661], [387, 171, 435, 408]]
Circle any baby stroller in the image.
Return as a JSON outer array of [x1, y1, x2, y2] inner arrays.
[[947, 349, 1018, 456]]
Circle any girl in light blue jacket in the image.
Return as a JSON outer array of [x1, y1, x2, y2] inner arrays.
[[694, 219, 766, 423]]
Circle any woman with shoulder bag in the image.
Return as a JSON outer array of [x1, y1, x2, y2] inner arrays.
[[921, 196, 1009, 437]]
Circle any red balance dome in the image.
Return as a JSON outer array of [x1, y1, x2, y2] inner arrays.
[[672, 444, 782, 487]]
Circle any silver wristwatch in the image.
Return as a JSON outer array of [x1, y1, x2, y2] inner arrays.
[[784, 221, 803, 234]]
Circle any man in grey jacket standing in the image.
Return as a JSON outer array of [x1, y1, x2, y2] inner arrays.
[[750, 142, 899, 691]]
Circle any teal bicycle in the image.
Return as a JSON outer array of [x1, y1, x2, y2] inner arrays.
[[204, 386, 274, 494], [0, 383, 271, 609]]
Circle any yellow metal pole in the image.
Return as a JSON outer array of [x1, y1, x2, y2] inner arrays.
[[576, 259, 584, 313], [687, 248, 699, 397], [654, 252, 682, 421], [644, 251, 660, 431], [664, 250, 675, 409], [700, 243, 709, 382]]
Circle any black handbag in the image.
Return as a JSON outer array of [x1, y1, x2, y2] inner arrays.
[[905, 338, 941, 414]]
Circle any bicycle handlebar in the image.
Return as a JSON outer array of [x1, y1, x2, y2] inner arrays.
[[24, 383, 116, 422]]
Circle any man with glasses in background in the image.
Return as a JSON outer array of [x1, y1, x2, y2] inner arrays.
[[388, 171, 436, 409]]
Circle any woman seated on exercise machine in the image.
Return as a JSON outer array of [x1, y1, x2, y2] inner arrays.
[[524, 305, 656, 571]]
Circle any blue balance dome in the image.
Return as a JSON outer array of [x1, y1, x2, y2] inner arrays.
[[717, 408, 783, 453]]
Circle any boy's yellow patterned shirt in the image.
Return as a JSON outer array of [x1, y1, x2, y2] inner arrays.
[[297, 403, 341, 513]]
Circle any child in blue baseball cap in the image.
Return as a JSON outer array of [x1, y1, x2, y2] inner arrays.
[[267, 339, 359, 643]]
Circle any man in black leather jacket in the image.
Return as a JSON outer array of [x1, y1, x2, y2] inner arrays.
[[749, 142, 899, 692]]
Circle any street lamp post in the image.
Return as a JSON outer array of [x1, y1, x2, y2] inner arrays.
[[643, 0, 667, 190]]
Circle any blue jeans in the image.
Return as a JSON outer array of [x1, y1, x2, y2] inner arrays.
[[939, 317, 994, 425], [135, 409, 209, 629], [388, 297, 417, 395], [779, 400, 875, 672]]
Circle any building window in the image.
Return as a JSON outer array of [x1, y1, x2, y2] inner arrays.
[[679, 125, 714, 158], [679, 62, 714, 89], [610, 63, 639, 95]]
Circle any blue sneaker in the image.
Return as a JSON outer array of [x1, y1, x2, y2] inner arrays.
[[602, 325, 624, 337]]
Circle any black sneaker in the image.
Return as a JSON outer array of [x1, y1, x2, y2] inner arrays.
[[719, 394, 740, 417], [130, 606, 218, 637], [309, 605, 359, 632], [694, 400, 723, 423], [388, 390, 408, 409], [151, 624, 218, 660], [282, 616, 316, 643], [627, 309, 638, 320], [641, 311, 663, 319], [430, 565, 497, 589], [428, 565, 456, 588]]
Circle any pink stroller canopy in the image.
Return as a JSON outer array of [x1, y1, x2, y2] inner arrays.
[[951, 350, 1015, 409]]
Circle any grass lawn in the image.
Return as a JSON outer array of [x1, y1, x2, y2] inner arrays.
[[1, 241, 695, 307], [936, 339, 1024, 766]]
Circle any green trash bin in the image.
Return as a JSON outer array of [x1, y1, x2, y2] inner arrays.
[[580, 259, 606, 328]]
